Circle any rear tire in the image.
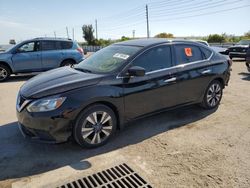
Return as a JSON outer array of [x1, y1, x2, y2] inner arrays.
[[73, 104, 117, 148], [61, 59, 75, 67], [200, 80, 223, 109], [0, 64, 11, 82]]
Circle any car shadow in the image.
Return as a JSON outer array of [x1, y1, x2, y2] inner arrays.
[[4, 74, 38, 83], [238, 72, 250, 81], [232, 58, 246, 62], [0, 105, 217, 181]]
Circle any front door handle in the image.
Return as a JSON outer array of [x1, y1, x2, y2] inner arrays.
[[201, 69, 212, 74], [164, 77, 177, 83]]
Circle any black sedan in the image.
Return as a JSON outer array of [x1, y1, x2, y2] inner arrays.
[[227, 39, 250, 59], [246, 46, 250, 72], [16, 39, 231, 148]]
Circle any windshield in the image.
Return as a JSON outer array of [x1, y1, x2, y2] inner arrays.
[[75, 45, 142, 73], [237, 40, 250, 45]]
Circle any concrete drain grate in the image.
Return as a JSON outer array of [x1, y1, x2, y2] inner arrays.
[[58, 163, 152, 188]]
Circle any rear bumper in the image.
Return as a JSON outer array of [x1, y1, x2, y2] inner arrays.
[[229, 52, 246, 58]]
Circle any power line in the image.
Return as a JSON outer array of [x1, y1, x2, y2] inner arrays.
[[150, 0, 243, 17], [151, 4, 250, 22]]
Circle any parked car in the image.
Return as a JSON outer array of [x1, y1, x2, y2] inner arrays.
[[16, 39, 231, 148], [246, 46, 250, 72], [191, 40, 210, 47], [226, 39, 250, 59], [0, 38, 84, 82]]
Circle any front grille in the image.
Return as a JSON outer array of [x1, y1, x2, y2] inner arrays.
[[58, 163, 152, 188]]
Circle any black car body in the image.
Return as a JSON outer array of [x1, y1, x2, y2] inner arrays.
[[16, 39, 231, 148], [246, 46, 250, 72], [226, 39, 250, 59]]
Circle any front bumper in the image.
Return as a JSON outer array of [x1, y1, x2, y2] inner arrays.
[[16, 107, 73, 143]]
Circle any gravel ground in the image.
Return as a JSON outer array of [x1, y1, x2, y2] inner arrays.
[[0, 60, 249, 188]]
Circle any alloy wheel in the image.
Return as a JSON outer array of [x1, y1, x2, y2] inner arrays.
[[206, 83, 222, 107], [0, 67, 8, 81], [81, 111, 113, 144]]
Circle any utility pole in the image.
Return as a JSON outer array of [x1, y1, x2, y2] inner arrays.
[[66, 27, 69, 38], [146, 4, 150, 38], [72, 28, 75, 40], [132, 30, 135, 38], [95, 19, 98, 40], [54, 31, 57, 38]]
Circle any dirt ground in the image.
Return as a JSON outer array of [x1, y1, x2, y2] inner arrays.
[[0, 60, 249, 188]]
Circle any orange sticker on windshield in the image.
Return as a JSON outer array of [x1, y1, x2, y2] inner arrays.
[[184, 48, 192, 57]]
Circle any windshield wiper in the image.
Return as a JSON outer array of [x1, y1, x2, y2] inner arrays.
[[74, 67, 92, 73]]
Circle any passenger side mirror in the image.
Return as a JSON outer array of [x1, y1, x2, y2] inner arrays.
[[127, 66, 145, 77]]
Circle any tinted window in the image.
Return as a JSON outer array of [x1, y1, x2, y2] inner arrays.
[[41, 41, 56, 51], [132, 45, 172, 72], [175, 44, 203, 64], [18, 42, 35, 52], [200, 46, 212, 59], [61, 41, 73, 49]]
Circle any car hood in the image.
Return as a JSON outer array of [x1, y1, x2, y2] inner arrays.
[[20, 67, 105, 99], [0, 52, 12, 59]]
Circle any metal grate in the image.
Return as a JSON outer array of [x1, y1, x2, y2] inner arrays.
[[58, 163, 152, 188]]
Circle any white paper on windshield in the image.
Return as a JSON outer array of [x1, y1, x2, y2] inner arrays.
[[113, 53, 130, 60]]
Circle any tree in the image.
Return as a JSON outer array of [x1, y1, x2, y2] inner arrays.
[[207, 34, 226, 43], [82, 25, 95, 45], [120, 36, 130, 41], [154, 33, 174, 38], [243, 31, 250, 38]]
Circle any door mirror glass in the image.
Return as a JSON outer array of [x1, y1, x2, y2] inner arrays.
[[127, 66, 145, 77]]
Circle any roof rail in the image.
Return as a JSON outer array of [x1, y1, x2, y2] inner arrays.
[[33, 37, 72, 40]]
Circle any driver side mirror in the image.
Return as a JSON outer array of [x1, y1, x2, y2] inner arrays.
[[127, 66, 145, 77]]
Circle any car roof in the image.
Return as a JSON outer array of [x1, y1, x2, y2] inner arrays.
[[32, 37, 73, 42], [114, 38, 202, 47]]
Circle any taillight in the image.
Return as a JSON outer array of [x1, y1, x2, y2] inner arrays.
[[77, 47, 84, 54]]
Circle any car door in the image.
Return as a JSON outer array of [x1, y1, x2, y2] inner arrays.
[[173, 43, 214, 104], [41, 40, 63, 70], [122, 44, 180, 120], [12, 41, 42, 72]]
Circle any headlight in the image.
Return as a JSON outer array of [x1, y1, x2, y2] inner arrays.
[[27, 97, 66, 112]]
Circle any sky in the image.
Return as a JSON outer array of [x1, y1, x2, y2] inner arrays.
[[0, 0, 249, 44]]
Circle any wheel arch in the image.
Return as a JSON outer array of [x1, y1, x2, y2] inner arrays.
[[213, 77, 225, 88], [60, 58, 77, 66], [0, 61, 13, 73], [76, 101, 122, 130]]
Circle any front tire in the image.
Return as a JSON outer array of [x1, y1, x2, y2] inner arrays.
[[73, 104, 117, 148], [0, 64, 11, 82], [201, 80, 223, 109]]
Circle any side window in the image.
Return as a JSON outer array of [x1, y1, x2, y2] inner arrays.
[[200, 46, 212, 59], [18, 42, 35, 52], [132, 45, 172, 72], [175, 44, 203, 64], [61, 41, 73, 49], [41, 41, 56, 51]]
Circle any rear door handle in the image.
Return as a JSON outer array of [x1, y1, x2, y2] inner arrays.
[[201, 69, 212, 74], [164, 77, 177, 83]]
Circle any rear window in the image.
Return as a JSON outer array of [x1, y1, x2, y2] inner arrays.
[[60, 41, 73, 49], [175, 44, 203, 64], [200, 46, 212, 59]]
